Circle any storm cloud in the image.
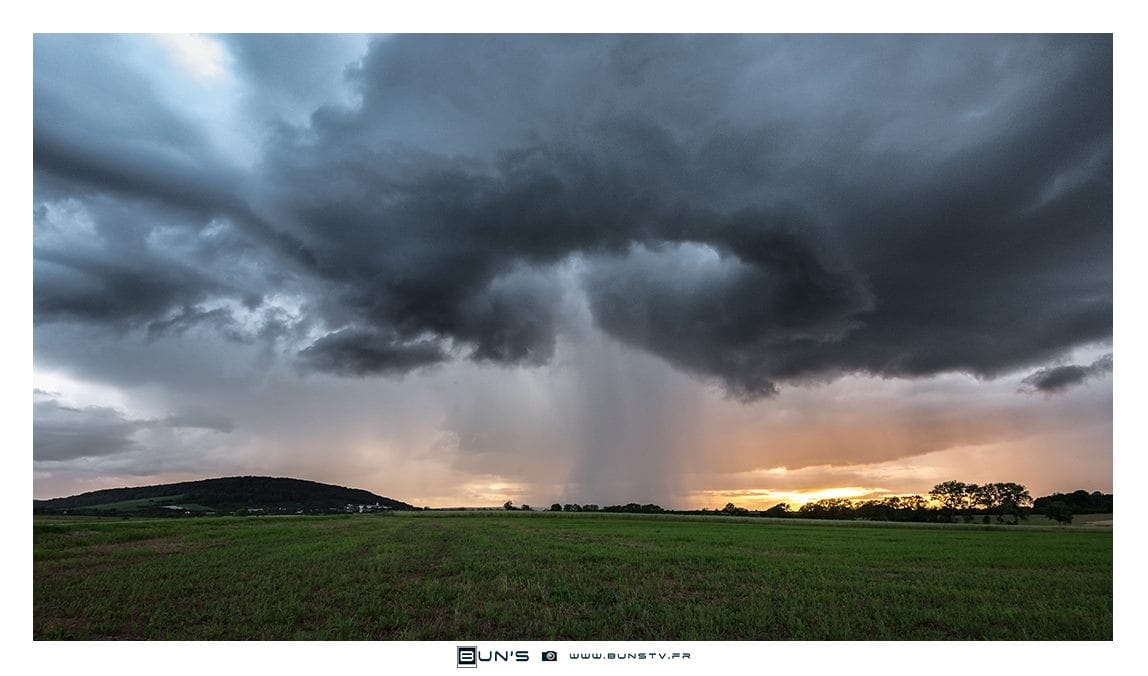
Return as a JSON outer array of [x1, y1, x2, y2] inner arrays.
[[1021, 353, 1114, 394], [33, 35, 1111, 401], [33, 392, 234, 462], [32, 34, 1112, 504]]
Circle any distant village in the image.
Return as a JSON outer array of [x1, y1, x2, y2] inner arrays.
[[150, 502, 403, 517]]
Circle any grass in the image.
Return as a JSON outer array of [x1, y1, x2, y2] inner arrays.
[[33, 512, 1111, 640], [1017, 512, 1113, 527]]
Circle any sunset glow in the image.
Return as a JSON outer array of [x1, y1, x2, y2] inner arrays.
[[688, 487, 892, 511]]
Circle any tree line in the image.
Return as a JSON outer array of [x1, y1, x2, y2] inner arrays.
[[505, 482, 1111, 525], [726, 482, 1110, 525], [503, 501, 665, 514]]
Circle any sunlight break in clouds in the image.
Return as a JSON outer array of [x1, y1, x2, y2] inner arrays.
[[153, 34, 229, 83]]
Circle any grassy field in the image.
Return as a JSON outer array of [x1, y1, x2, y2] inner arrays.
[[1019, 512, 1113, 527], [33, 512, 1112, 640]]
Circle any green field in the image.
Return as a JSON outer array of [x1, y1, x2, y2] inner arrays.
[[33, 512, 1112, 640]]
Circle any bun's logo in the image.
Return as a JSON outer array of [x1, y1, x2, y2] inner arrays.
[[456, 646, 532, 667], [457, 646, 477, 668]]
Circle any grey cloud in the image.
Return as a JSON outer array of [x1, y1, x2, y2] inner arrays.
[[33, 35, 323, 338], [583, 232, 872, 400], [33, 395, 234, 462], [34, 244, 225, 326], [147, 305, 237, 339], [1021, 353, 1113, 394], [297, 328, 450, 377], [33, 172, 308, 349], [33, 36, 211, 177], [34, 35, 1112, 401], [221, 34, 369, 125], [34, 400, 140, 461], [33, 38, 242, 227], [157, 409, 237, 433], [143, 303, 302, 346]]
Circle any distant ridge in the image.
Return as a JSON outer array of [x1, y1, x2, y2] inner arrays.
[[33, 476, 416, 515]]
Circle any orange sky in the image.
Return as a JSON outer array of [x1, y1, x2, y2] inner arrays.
[[34, 340, 1111, 508]]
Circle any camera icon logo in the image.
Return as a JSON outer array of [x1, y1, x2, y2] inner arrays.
[[541, 651, 558, 662]]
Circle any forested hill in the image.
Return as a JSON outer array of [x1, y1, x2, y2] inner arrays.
[[33, 476, 416, 515]]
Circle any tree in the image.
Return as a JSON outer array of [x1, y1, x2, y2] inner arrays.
[[721, 502, 748, 516], [798, 501, 827, 519], [994, 482, 1032, 524], [1045, 501, 1073, 525], [549, 503, 562, 512], [930, 481, 980, 520], [799, 498, 855, 520], [563, 503, 581, 512], [975, 483, 1003, 513], [503, 500, 516, 511], [974, 482, 1031, 523], [520, 504, 532, 511], [898, 495, 934, 522], [763, 503, 792, 518], [1034, 490, 1111, 514]]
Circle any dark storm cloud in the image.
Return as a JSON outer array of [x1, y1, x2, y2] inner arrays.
[[34, 243, 224, 326], [297, 327, 450, 376], [33, 35, 241, 217], [584, 228, 873, 400], [34, 35, 1112, 399], [33, 35, 324, 338], [219, 33, 368, 124], [31, 189, 299, 342], [1021, 353, 1113, 394], [146, 305, 237, 339], [33, 395, 234, 462]]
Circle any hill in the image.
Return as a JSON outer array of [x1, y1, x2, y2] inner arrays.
[[33, 476, 416, 516]]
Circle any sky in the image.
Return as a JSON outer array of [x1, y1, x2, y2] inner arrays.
[[32, 34, 1112, 509]]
